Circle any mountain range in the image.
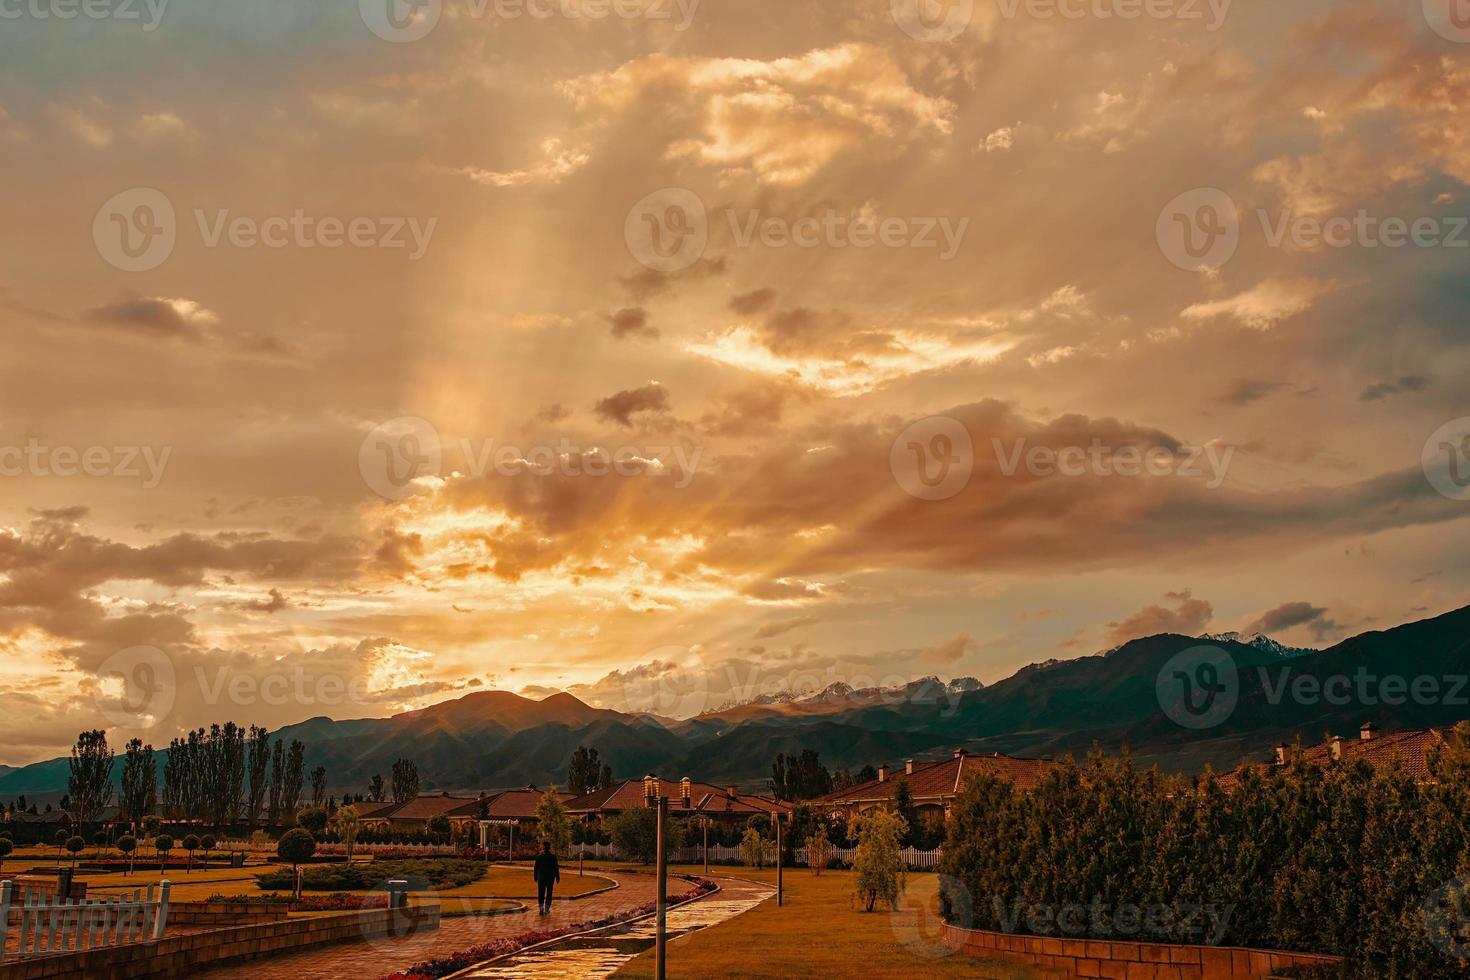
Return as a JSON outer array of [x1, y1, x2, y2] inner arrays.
[[3, 605, 1467, 803]]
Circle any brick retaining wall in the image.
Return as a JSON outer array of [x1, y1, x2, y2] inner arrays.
[[0, 905, 440, 980], [943, 924, 1345, 978], [167, 901, 291, 926], [6, 876, 88, 901]]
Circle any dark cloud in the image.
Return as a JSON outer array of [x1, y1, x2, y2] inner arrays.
[[729, 288, 777, 315], [1219, 379, 1293, 406], [1108, 590, 1214, 643], [85, 297, 212, 340], [605, 307, 658, 340], [754, 616, 820, 639], [593, 382, 671, 427], [923, 631, 972, 664], [1360, 375, 1430, 401], [1248, 601, 1338, 640], [618, 257, 727, 301]]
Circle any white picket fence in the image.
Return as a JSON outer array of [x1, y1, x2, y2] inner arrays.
[[0, 880, 170, 962], [573, 842, 942, 868]]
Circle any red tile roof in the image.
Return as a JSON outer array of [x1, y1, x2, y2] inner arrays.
[[1217, 727, 1450, 789], [383, 793, 478, 821], [459, 789, 577, 820], [351, 801, 399, 820], [563, 778, 789, 817], [820, 751, 1060, 805]]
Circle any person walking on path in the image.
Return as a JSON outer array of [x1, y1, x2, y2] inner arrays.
[[532, 840, 560, 914]]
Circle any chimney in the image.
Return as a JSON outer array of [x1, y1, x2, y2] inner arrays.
[[905, 759, 915, 776], [877, 766, 888, 783], [954, 748, 967, 760], [1329, 736, 1344, 761], [681, 777, 691, 809], [643, 775, 658, 805], [1360, 722, 1378, 742], [727, 786, 737, 799], [1274, 743, 1289, 766]]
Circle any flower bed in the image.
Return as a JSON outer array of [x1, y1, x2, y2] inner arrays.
[[208, 891, 391, 912], [380, 878, 718, 979], [257, 858, 486, 892]]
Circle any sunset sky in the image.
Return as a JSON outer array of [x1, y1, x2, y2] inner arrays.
[[1, 0, 1468, 765]]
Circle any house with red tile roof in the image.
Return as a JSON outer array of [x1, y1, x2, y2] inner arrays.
[[356, 788, 577, 834], [1215, 723, 1452, 790], [564, 776, 790, 827], [817, 749, 1060, 830]]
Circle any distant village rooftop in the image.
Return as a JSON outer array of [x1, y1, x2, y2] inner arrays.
[[820, 748, 1061, 817]]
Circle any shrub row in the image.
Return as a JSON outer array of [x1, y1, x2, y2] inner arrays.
[[939, 724, 1470, 979]]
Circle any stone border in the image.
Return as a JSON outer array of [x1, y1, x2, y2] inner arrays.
[[0, 905, 440, 980], [942, 923, 1346, 978]]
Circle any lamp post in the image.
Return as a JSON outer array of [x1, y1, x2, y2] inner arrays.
[[644, 776, 669, 980], [775, 809, 783, 908]]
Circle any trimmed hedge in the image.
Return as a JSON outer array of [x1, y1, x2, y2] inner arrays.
[[940, 723, 1470, 979], [256, 858, 486, 892]]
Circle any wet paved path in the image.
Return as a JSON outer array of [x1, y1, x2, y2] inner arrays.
[[456, 877, 774, 979], [195, 868, 661, 980]]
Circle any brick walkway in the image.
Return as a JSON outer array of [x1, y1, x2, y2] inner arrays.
[[194, 869, 663, 980]]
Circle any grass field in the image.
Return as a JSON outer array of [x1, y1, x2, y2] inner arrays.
[[77, 861, 609, 913], [613, 867, 1040, 979]]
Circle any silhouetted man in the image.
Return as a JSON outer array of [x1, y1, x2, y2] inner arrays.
[[533, 840, 560, 914]]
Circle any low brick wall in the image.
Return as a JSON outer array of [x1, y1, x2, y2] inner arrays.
[[0, 904, 440, 980], [943, 924, 1345, 978], [4, 876, 88, 901], [166, 901, 291, 926]]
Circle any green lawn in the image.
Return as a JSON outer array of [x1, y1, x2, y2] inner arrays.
[[614, 867, 1043, 979]]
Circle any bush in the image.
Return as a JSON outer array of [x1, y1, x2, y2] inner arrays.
[[940, 727, 1470, 978], [606, 809, 685, 865], [256, 858, 486, 893]]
